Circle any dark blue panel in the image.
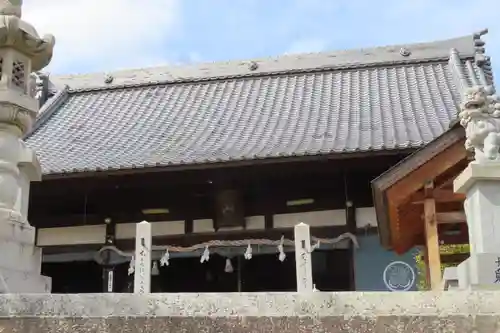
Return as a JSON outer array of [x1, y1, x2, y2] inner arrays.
[[354, 235, 419, 291]]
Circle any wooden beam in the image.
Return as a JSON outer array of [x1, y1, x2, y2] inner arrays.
[[410, 189, 465, 204], [418, 211, 466, 225], [437, 174, 460, 190], [423, 181, 442, 290], [436, 211, 467, 224]]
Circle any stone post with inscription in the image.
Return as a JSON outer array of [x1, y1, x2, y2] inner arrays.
[[294, 222, 313, 292], [0, 0, 55, 293], [134, 221, 152, 294], [454, 85, 500, 289]]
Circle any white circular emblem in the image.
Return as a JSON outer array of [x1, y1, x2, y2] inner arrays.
[[383, 261, 415, 292]]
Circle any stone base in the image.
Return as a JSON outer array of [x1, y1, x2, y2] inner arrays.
[[457, 253, 500, 289], [0, 223, 41, 274], [457, 259, 470, 289], [0, 210, 48, 292], [0, 266, 51, 293], [3, 292, 500, 332], [454, 162, 500, 253], [442, 266, 459, 290], [454, 161, 500, 194]]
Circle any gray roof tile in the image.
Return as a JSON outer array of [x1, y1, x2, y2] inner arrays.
[[25, 34, 494, 175]]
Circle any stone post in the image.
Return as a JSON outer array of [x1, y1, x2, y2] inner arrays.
[[454, 163, 500, 288], [0, 0, 55, 293], [134, 221, 152, 294], [454, 86, 500, 289], [294, 222, 313, 292]]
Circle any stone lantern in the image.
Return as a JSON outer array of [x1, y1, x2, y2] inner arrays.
[[0, 0, 55, 293]]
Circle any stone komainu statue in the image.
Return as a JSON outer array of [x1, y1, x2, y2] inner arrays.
[[0, 0, 22, 17], [459, 85, 500, 162]]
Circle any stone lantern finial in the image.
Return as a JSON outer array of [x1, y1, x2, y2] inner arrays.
[[0, 0, 22, 18], [0, 0, 55, 72]]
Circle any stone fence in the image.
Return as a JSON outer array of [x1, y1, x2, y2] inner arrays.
[[1, 291, 500, 332]]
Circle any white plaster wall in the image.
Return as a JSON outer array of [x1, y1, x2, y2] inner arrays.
[[37, 209, 357, 246], [193, 219, 214, 233], [116, 220, 185, 239], [192, 215, 266, 233], [245, 215, 265, 230], [273, 210, 346, 228], [37, 225, 106, 246], [356, 207, 378, 228]]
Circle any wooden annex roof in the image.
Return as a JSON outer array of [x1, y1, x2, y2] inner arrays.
[[371, 123, 469, 254]]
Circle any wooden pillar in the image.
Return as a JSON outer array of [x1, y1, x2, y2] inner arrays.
[[423, 181, 442, 290], [344, 172, 357, 291], [103, 217, 116, 293]]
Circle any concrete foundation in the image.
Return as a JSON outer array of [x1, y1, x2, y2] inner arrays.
[[1, 291, 500, 332]]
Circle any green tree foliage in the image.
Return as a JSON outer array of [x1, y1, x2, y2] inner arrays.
[[414, 244, 470, 290]]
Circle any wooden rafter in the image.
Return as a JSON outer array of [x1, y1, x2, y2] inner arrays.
[[386, 142, 466, 205], [385, 141, 467, 252]]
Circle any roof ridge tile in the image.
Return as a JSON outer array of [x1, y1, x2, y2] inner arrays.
[[51, 35, 476, 91]]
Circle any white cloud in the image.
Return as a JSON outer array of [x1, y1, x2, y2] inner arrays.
[[22, 0, 181, 74], [280, 0, 499, 79], [378, 0, 500, 77]]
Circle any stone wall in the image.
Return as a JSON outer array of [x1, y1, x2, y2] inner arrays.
[[1, 291, 500, 332]]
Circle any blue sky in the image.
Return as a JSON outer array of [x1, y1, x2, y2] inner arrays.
[[24, 0, 499, 77]]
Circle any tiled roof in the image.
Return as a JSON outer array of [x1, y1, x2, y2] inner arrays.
[[26, 33, 494, 175]]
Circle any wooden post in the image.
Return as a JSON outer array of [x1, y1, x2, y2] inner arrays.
[[423, 181, 442, 290], [134, 221, 152, 294], [103, 217, 115, 293], [294, 222, 313, 292], [343, 172, 357, 291]]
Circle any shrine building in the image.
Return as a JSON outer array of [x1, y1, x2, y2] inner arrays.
[[23, 31, 493, 293]]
